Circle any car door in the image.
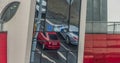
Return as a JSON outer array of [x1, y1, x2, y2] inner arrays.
[[60, 28, 68, 39]]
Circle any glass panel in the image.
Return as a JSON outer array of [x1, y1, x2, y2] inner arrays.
[[69, 0, 80, 26], [31, 0, 81, 63], [49, 34, 58, 40], [47, 0, 69, 21], [46, 0, 69, 32], [1, 2, 20, 23]]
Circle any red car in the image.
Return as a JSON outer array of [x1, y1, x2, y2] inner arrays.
[[37, 32, 60, 50]]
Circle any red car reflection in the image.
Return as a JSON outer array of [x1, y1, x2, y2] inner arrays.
[[37, 32, 60, 50]]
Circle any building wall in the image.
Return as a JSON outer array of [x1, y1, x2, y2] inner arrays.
[[0, 0, 35, 63], [108, 0, 120, 21]]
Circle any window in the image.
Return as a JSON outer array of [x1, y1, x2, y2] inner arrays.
[[49, 34, 58, 40], [30, 0, 81, 63], [1, 1, 20, 23]]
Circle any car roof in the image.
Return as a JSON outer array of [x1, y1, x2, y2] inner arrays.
[[61, 25, 78, 31], [36, 0, 46, 6], [47, 32, 57, 34]]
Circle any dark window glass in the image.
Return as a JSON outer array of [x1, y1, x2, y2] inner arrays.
[[1, 2, 20, 23], [73, 32, 79, 35], [49, 34, 58, 40]]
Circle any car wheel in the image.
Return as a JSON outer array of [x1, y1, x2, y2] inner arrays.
[[42, 44, 45, 50], [66, 36, 70, 44]]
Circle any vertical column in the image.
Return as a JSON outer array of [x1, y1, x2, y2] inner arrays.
[[77, 0, 87, 63]]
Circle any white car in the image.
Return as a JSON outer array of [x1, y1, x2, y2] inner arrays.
[[36, 0, 46, 13], [60, 25, 79, 45]]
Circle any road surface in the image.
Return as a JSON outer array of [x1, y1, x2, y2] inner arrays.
[[32, 33, 78, 63]]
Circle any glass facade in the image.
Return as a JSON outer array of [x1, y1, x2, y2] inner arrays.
[[31, 0, 81, 63]]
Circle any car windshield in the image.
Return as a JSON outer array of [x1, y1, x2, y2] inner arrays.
[[73, 32, 79, 35], [49, 34, 58, 40]]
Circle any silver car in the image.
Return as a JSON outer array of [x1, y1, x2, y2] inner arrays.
[[60, 25, 79, 45]]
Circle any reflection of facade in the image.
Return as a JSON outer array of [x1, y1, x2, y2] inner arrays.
[[47, 0, 108, 32], [47, 0, 80, 26]]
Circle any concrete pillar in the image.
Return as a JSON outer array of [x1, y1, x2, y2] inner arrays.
[[0, 0, 35, 63], [77, 0, 87, 63]]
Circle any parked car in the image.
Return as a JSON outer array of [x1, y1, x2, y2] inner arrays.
[[37, 32, 60, 49], [40, 19, 64, 32], [60, 25, 79, 45], [53, 25, 64, 32]]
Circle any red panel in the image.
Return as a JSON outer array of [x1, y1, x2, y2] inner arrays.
[[85, 41, 93, 48], [85, 34, 93, 41], [104, 48, 120, 63], [84, 48, 93, 55], [93, 48, 107, 63], [93, 54, 106, 63], [93, 40, 107, 48], [84, 34, 120, 63], [93, 34, 107, 40], [93, 48, 107, 54], [84, 48, 93, 63], [116, 40, 120, 47], [85, 34, 107, 40], [105, 54, 120, 63], [106, 48, 120, 63], [107, 40, 118, 48], [107, 34, 120, 40], [84, 55, 94, 63], [107, 48, 120, 54], [0, 32, 7, 63]]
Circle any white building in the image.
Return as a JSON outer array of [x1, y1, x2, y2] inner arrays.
[[0, 0, 35, 63]]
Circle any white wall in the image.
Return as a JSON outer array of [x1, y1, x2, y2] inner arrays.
[[108, 0, 120, 21], [0, 0, 35, 63]]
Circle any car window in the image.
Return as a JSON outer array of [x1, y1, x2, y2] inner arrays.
[[57, 26, 63, 28], [49, 34, 58, 40], [73, 32, 79, 35], [61, 28, 68, 32]]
